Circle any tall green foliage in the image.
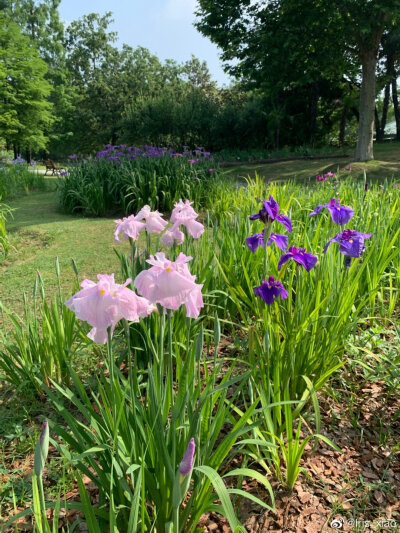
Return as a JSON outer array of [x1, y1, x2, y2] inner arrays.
[[58, 153, 222, 216]]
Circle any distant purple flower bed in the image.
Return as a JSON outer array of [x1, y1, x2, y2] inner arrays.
[[92, 144, 212, 163], [60, 144, 220, 217]]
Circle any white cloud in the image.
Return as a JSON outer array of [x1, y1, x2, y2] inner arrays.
[[164, 0, 197, 21]]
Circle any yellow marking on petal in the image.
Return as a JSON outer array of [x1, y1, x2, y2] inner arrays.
[[166, 267, 172, 272], [349, 239, 353, 243], [99, 289, 106, 295]]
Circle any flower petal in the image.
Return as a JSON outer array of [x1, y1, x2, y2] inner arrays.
[[309, 204, 328, 217], [268, 233, 288, 251], [329, 205, 354, 225], [277, 252, 292, 271], [246, 232, 264, 253], [276, 214, 292, 233]]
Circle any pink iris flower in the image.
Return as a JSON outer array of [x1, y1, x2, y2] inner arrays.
[[134, 252, 204, 318], [65, 274, 155, 344], [114, 215, 145, 242], [160, 226, 185, 247], [136, 205, 168, 234], [169, 199, 204, 239]]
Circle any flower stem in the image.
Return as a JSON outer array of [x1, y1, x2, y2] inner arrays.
[[173, 506, 180, 532], [146, 232, 151, 257], [38, 475, 47, 531], [123, 318, 138, 401], [167, 309, 176, 471], [158, 306, 165, 388], [129, 238, 136, 280], [107, 327, 115, 421], [263, 224, 272, 274]]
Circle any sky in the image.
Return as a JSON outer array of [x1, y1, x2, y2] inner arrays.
[[58, 0, 232, 86]]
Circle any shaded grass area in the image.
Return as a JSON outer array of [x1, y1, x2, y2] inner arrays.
[[225, 142, 400, 183]]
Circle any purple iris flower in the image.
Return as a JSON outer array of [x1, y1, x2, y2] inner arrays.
[[323, 229, 372, 258], [246, 230, 288, 253], [309, 198, 354, 225], [250, 196, 292, 233], [179, 438, 195, 476], [40, 420, 48, 444], [254, 276, 289, 305], [278, 246, 318, 271]]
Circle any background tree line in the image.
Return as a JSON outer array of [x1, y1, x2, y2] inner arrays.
[[0, 1, 272, 159], [195, 0, 400, 161], [0, 0, 400, 160]]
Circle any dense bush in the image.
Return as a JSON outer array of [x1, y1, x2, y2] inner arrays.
[[121, 89, 273, 152], [58, 145, 221, 216]]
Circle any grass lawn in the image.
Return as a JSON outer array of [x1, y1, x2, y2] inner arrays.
[[0, 191, 120, 311], [225, 141, 400, 183]]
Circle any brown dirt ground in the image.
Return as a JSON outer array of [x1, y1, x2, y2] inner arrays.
[[3, 369, 400, 533]]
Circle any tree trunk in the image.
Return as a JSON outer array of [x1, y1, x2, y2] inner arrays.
[[355, 51, 378, 161], [375, 106, 381, 141], [380, 82, 390, 140], [392, 76, 400, 141], [339, 106, 346, 147]]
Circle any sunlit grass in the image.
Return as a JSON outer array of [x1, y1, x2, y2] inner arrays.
[[225, 142, 400, 183], [1, 191, 119, 311]]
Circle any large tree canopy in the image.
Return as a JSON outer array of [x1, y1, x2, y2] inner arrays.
[[196, 0, 400, 160], [0, 0, 76, 157], [0, 14, 53, 155]]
